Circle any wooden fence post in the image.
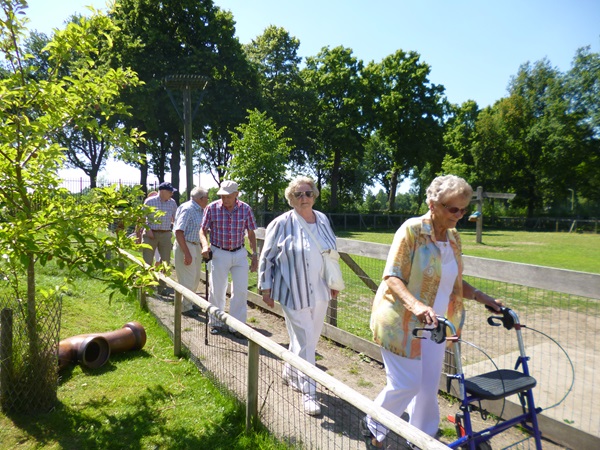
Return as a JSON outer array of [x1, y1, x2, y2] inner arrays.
[[246, 340, 259, 431], [174, 291, 182, 357]]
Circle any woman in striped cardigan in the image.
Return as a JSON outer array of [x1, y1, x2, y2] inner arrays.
[[258, 176, 340, 416]]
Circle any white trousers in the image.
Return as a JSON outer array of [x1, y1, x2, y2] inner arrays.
[[281, 299, 329, 396], [174, 243, 202, 311], [366, 336, 447, 441], [208, 247, 248, 329]]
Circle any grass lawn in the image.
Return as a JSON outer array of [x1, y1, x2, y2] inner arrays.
[[337, 229, 600, 274], [0, 264, 286, 449]]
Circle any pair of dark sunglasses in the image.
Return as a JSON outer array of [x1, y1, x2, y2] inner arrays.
[[442, 203, 468, 215], [293, 191, 315, 199]]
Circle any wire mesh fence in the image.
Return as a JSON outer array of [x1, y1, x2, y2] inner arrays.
[[0, 294, 62, 413], [249, 232, 599, 444], [144, 289, 446, 450]]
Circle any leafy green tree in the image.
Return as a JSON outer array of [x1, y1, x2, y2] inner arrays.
[[565, 46, 600, 203], [109, 0, 260, 192], [228, 109, 291, 209], [364, 131, 395, 196], [441, 100, 480, 183], [302, 46, 369, 211], [472, 59, 591, 216], [0, 1, 151, 411], [244, 26, 309, 166], [365, 50, 446, 211]]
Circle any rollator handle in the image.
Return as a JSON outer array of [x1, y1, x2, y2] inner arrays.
[[412, 316, 456, 344], [486, 306, 516, 330]]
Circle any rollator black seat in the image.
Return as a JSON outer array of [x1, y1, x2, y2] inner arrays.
[[464, 369, 537, 400]]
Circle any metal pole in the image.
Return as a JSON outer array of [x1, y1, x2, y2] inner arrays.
[[476, 186, 483, 244], [183, 85, 193, 200], [567, 188, 574, 212]]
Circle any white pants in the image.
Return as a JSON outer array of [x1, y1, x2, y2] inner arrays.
[[366, 336, 447, 441], [174, 242, 202, 311], [208, 246, 248, 329], [281, 299, 329, 396]]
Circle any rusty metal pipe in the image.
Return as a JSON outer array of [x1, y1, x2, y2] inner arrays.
[[58, 322, 146, 372]]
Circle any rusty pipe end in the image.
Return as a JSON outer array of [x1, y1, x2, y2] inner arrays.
[[122, 322, 147, 351], [78, 335, 111, 369]]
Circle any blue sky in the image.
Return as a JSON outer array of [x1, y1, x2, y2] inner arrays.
[[23, 0, 600, 188]]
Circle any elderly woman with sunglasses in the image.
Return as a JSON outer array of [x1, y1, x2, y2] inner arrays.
[[258, 176, 339, 416], [361, 175, 502, 449]]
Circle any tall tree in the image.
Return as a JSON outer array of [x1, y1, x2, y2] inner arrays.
[[565, 46, 600, 203], [441, 100, 480, 183], [302, 46, 369, 211], [244, 26, 308, 165], [472, 59, 591, 216], [109, 0, 260, 192], [365, 50, 446, 211]]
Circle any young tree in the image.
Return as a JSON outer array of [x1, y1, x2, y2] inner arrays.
[[0, 1, 150, 412], [228, 109, 291, 209]]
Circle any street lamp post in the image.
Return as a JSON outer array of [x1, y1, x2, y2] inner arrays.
[[164, 75, 209, 200]]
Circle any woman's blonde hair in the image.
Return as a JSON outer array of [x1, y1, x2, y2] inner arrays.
[[426, 175, 473, 206], [284, 176, 319, 207]]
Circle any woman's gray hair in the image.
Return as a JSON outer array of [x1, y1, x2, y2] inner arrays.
[[426, 175, 473, 205], [190, 187, 208, 199], [284, 176, 319, 207]]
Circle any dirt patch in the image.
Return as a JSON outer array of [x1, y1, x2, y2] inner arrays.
[[245, 303, 566, 450], [148, 288, 566, 449]]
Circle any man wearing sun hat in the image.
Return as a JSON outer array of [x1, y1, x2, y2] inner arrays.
[[142, 182, 178, 273], [200, 180, 258, 337]]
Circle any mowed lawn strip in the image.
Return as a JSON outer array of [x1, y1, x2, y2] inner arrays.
[[0, 263, 287, 450], [336, 229, 600, 274]]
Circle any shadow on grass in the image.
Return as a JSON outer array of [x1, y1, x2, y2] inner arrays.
[[5, 382, 249, 449]]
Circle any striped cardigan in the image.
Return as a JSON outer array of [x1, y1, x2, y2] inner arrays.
[[258, 209, 337, 310]]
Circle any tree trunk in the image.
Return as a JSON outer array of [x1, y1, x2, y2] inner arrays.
[[138, 141, 149, 193], [388, 169, 399, 212], [26, 255, 38, 355], [330, 149, 341, 211]]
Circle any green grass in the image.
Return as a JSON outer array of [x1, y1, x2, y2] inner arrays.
[[0, 264, 287, 449], [337, 229, 600, 274]]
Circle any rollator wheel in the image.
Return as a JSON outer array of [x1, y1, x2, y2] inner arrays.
[[460, 442, 493, 450]]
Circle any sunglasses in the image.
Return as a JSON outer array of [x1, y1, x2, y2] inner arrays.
[[442, 203, 468, 215], [293, 191, 315, 199]]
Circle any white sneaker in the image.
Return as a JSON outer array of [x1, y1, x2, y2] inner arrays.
[[282, 368, 302, 392], [303, 394, 321, 416]]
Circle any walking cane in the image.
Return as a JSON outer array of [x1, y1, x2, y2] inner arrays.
[[203, 250, 212, 345]]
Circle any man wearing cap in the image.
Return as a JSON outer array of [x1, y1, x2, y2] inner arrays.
[[173, 186, 209, 315], [142, 182, 178, 276], [200, 180, 258, 336]]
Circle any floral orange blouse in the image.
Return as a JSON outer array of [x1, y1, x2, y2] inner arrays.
[[370, 212, 466, 359]]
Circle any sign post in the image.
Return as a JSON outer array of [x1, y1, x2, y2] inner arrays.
[[470, 187, 516, 244]]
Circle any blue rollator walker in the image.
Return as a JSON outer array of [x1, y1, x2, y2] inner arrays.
[[413, 307, 543, 450]]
